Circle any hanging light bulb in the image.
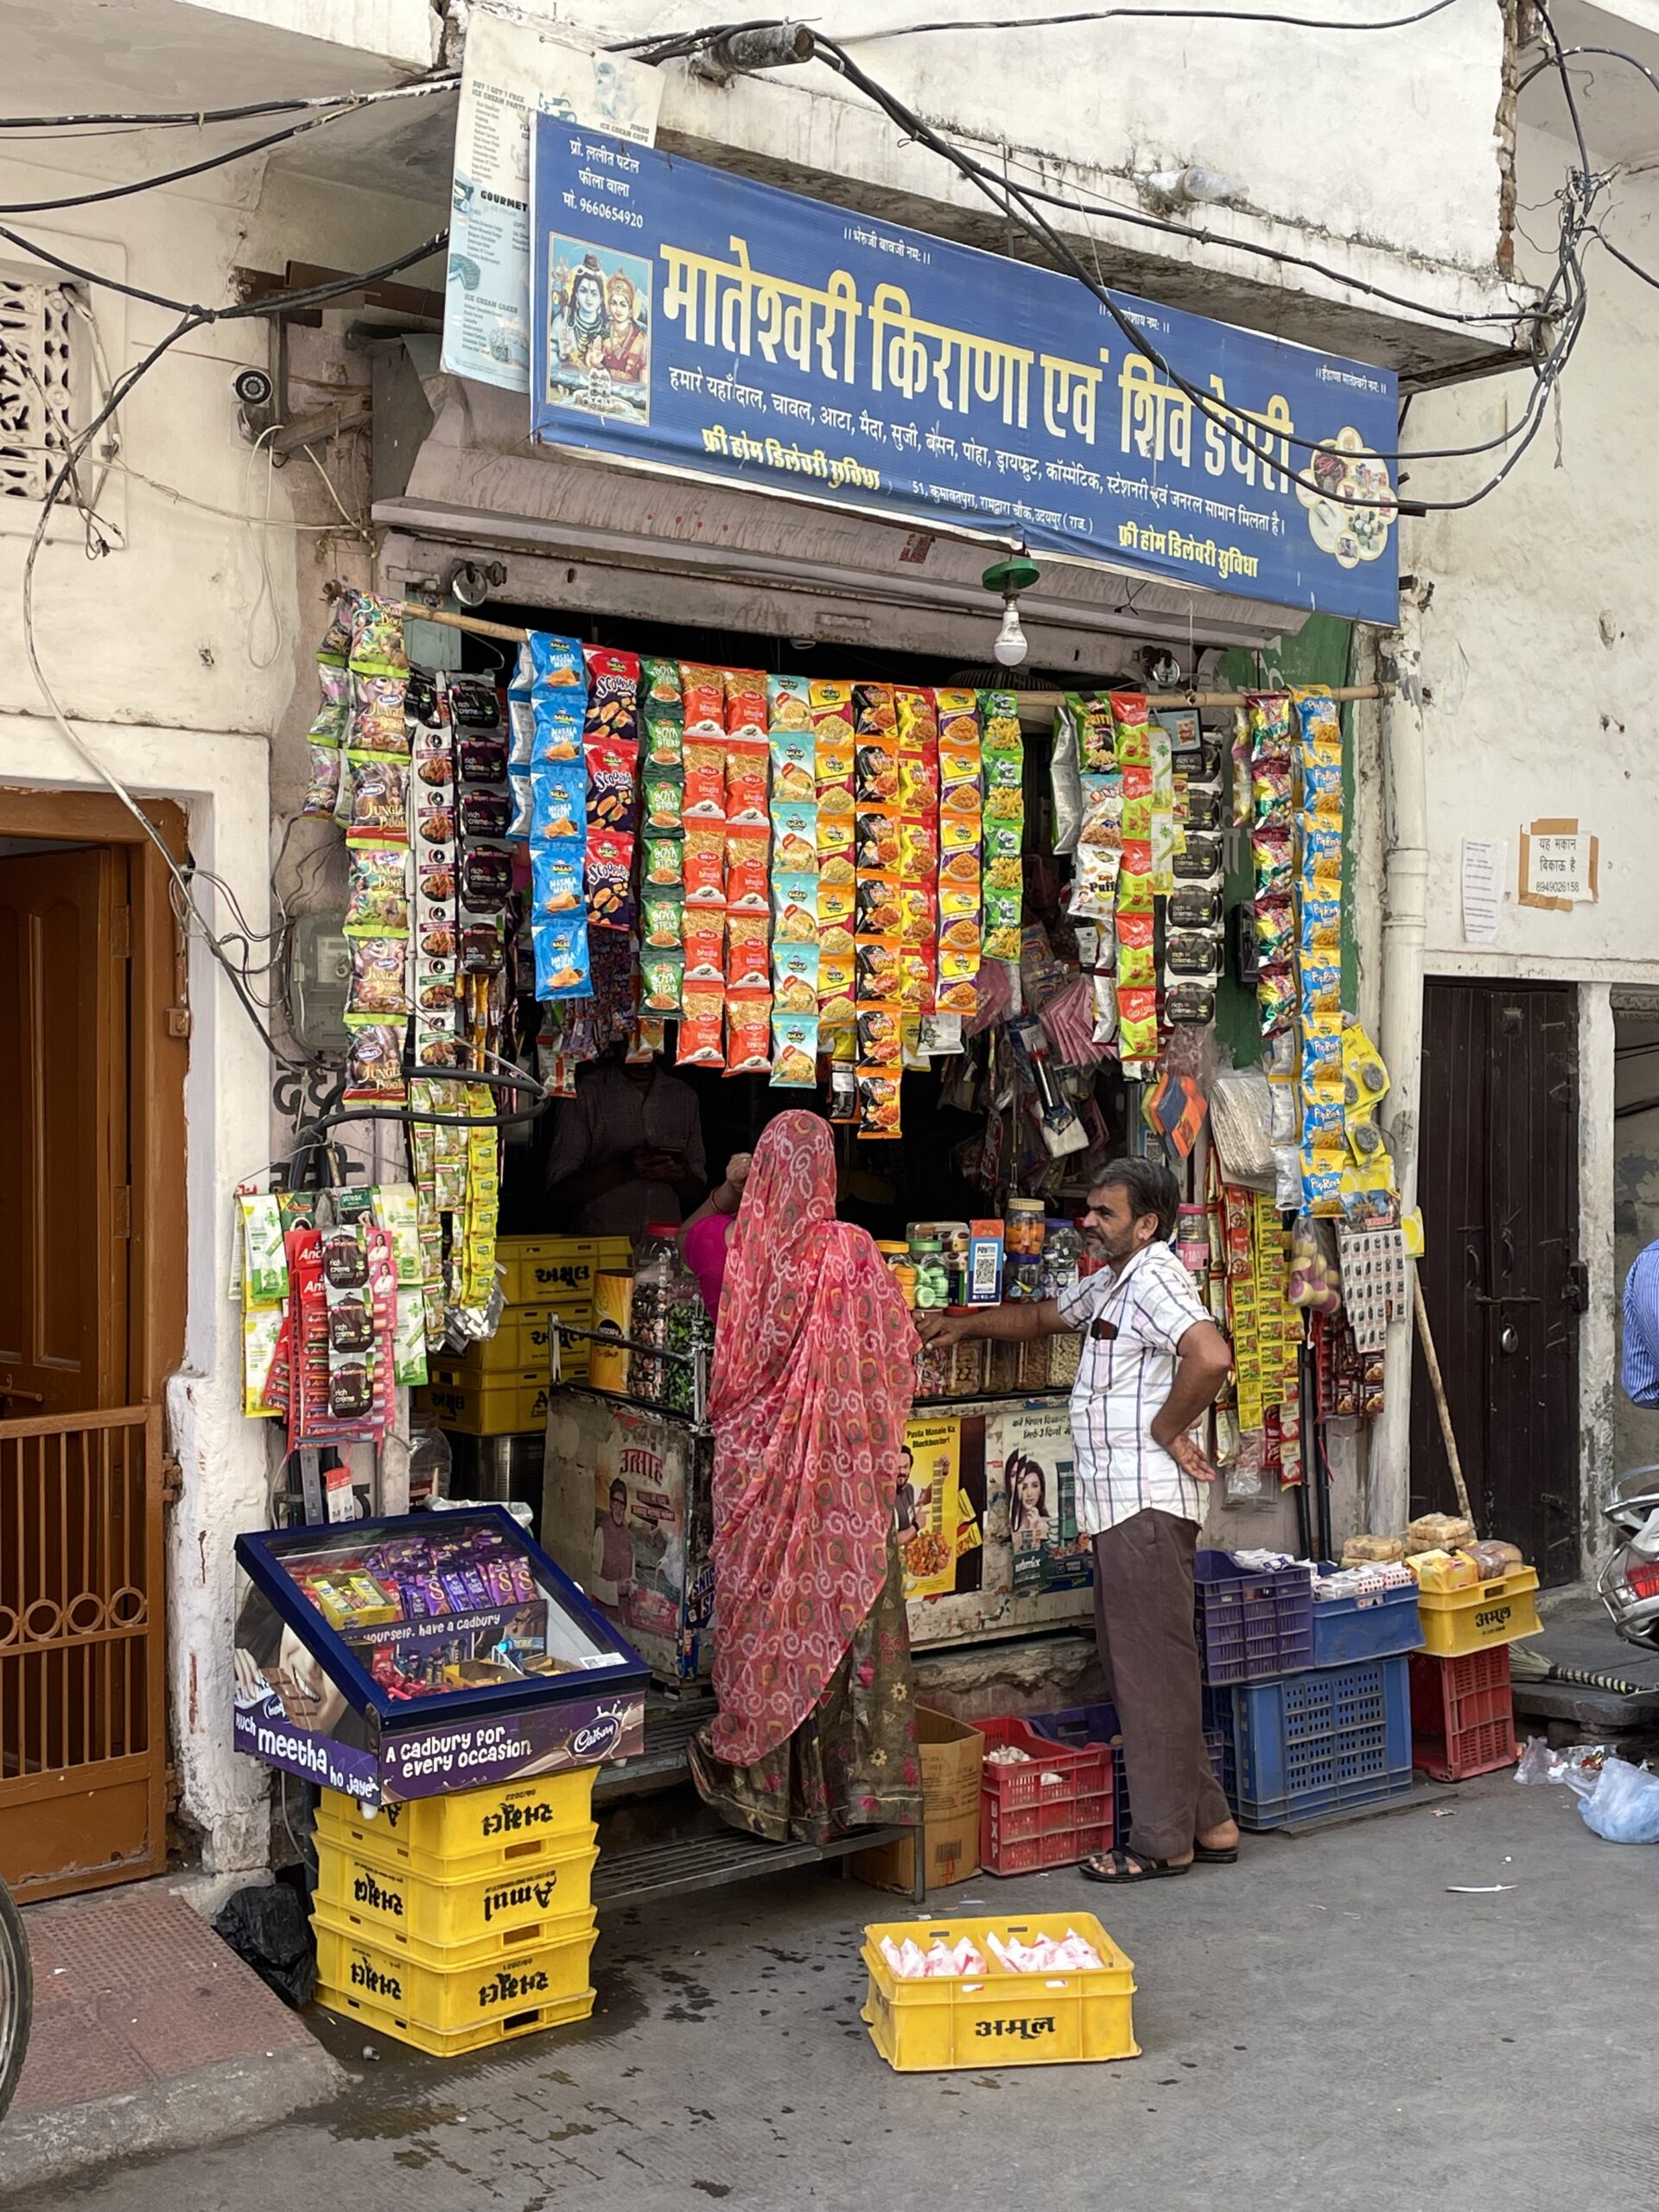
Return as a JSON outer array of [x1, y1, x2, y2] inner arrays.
[[992, 600, 1028, 667], [982, 549, 1040, 671]]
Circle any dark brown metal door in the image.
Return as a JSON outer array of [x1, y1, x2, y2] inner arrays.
[[1412, 980, 1581, 1585]]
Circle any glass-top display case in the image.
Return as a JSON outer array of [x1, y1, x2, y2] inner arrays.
[[233, 1506, 648, 1807]]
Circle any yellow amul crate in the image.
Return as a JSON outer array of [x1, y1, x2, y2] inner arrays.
[[315, 1921, 595, 2039], [861, 1913, 1139, 2073], [416, 1369, 551, 1435], [1414, 1566, 1542, 1658], [315, 1835, 598, 1968], [317, 1967, 594, 2057], [319, 1768, 596, 1881]]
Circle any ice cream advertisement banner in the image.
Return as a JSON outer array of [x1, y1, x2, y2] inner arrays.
[[528, 126, 1399, 620]]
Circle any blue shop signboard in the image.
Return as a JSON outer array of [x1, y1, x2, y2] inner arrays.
[[528, 126, 1399, 623]]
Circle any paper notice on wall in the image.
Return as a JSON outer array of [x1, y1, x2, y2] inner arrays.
[[443, 8, 661, 391], [1459, 837, 1503, 943], [1517, 817, 1599, 911]]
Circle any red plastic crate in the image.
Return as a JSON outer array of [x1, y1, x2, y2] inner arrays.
[[1408, 1647, 1516, 1782], [977, 1717, 1113, 1877]]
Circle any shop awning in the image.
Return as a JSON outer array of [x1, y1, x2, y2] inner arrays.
[[372, 372, 1311, 668]]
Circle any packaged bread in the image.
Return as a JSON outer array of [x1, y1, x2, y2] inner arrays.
[[1341, 1533, 1408, 1567], [1456, 1540, 1522, 1580], [1407, 1548, 1478, 1593], [1407, 1512, 1476, 1553]]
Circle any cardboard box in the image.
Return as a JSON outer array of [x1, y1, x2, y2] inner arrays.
[[852, 1707, 983, 1896]]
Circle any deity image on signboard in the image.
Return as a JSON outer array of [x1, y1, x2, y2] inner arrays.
[[1297, 425, 1396, 572], [545, 237, 652, 423]]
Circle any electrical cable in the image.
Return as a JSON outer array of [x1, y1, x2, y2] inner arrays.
[[18, 231, 448, 1073], [0, 75, 458, 133], [830, 0, 1467, 40], [807, 28, 1593, 505]]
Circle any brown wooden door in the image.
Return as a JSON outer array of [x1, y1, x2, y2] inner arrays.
[[1412, 979, 1581, 1586], [0, 846, 128, 1416]]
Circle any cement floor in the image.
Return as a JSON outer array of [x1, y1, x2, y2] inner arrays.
[[13, 1764, 1649, 2212]]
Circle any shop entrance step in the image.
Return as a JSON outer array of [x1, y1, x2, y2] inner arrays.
[[592, 1822, 919, 1909]]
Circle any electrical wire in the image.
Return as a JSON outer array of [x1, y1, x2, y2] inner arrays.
[[113, 459, 368, 532], [18, 231, 448, 1073], [805, 29, 1594, 506], [0, 75, 458, 133], [830, 0, 1467, 39]]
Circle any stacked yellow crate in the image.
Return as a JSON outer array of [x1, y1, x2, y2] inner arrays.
[[417, 1234, 632, 1433], [312, 1770, 601, 2056]]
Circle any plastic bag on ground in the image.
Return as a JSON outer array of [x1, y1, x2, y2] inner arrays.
[[1578, 1755, 1659, 1843], [212, 1879, 316, 2007]]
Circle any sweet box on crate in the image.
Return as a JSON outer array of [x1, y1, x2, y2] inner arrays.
[[978, 1717, 1112, 1876]]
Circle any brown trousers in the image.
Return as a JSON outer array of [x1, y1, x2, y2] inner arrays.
[[1092, 1509, 1233, 1862]]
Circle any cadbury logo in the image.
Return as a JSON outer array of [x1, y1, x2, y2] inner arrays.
[[572, 1716, 621, 1760]]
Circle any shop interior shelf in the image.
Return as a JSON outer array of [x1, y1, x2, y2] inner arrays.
[[592, 1697, 713, 1808], [591, 1822, 919, 1909]]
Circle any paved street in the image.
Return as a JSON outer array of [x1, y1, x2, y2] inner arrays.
[[11, 1768, 1648, 2212]]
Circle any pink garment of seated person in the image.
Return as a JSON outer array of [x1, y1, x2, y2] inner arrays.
[[683, 1211, 736, 1318]]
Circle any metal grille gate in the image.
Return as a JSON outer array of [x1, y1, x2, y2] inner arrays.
[[0, 1406, 167, 1900]]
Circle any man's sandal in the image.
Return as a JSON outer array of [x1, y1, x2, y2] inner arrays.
[[1192, 1841, 1239, 1865], [1078, 1848, 1190, 1883]]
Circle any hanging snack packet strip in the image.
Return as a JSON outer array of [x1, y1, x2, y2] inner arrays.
[[936, 687, 982, 1002], [301, 613, 352, 817], [980, 690, 1024, 961]]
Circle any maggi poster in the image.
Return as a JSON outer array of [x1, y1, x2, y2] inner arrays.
[[529, 126, 1399, 622]]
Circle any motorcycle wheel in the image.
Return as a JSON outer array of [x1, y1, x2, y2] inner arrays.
[[0, 1877, 32, 2126]]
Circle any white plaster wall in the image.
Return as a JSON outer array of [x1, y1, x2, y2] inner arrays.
[[1402, 122, 1659, 1577], [0, 140, 444, 1868]]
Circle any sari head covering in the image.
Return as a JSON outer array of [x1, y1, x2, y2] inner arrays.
[[706, 1109, 918, 1765]]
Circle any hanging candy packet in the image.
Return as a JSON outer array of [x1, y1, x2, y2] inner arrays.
[[344, 1022, 406, 1103], [817, 873, 856, 931], [683, 910, 726, 981], [1301, 759, 1344, 820], [767, 673, 812, 732], [725, 740, 771, 828], [1253, 894, 1295, 964], [676, 983, 725, 1067], [1257, 961, 1297, 1035], [640, 950, 683, 1016], [1116, 912, 1156, 989], [725, 991, 772, 1074], [771, 1010, 818, 1087], [586, 740, 639, 834], [531, 696, 584, 766], [531, 760, 586, 843], [855, 938, 900, 1003], [1301, 957, 1342, 1017], [351, 671, 409, 756], [772, 940, 820, 1014], [727, 912, 771, 991], [819, 944, 857, 1030], [817, 785, 855, 861], [770, 725, 816, 802], [1060, 690, 1116, 776], [1116, 984, 1159, 1064], [644, 832, 684, 889], [349, 594, 409, 679], [643, 762, 685, 834], [856, 874, 905, 937], [683, 738, 727, 821], [1300, 822, 1344, 888], [1294, 689, 1342, 760], [772, 872, 819, 944], [896, 686, 939, 745], [724, 668, 768, 741], [641, 886, 683, 949], [585, 830, 634, 930], [683, 824, 727, 906], [529, 631, 587, 691], [533, 914, 589, 998], [855, 807, 901, 874], [1247, 690, 1294, 759], [856, 1071, 902, 1137], [771, 798, 818, 874], [679, 664, 727, 738], [725, 825, 770, 911], [809, 678, 855, 741], [1109, 690, 1155, 769], [642, 655, 683, 713], [582, 646, 639, 746], [1252, 824, 1294, 899], [1301, 895, 1342, 954], [347, 938, 409, 1018], [346, 847, 410, 936], [346, 753, 409, 844]]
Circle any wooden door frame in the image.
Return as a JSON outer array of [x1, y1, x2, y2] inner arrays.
[[0, 787, 188, 1402]]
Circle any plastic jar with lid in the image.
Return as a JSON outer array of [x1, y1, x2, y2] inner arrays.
[[1040, 1218, 1082, 1300], [911, 1237, 950, 1311], [1005, 1198, 1047, 1258]]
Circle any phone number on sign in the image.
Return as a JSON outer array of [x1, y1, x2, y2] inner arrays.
[[573, 196, 643, 230]]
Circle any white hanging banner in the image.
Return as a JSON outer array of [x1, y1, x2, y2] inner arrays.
[[442, 9, 661, 391]]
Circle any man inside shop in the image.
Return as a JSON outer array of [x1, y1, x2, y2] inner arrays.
[[918, 1158, 1239, 1883], [544, 1046, 707, 1234]]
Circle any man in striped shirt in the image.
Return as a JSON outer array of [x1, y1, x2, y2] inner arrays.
[[918, 1159, 1236, 1883]]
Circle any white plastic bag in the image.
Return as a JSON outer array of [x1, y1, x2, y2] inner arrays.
[[1579, 1756, 1659, 1843]]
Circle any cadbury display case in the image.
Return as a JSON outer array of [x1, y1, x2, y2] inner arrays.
[[233, 1505, 648, 1808]]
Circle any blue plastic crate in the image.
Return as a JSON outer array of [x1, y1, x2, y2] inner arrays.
[[1194, 1551, 1315, 1685], [1027, 1702, 1225, 1842], [1203, 1655, 1414, 1831], [1310, 1565, 1424, 1669]]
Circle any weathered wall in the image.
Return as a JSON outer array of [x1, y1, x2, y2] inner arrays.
[[1404, 124, 1659, 1575]]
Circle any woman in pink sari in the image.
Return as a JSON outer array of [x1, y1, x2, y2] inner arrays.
[[689, 1110, 923, 1844]]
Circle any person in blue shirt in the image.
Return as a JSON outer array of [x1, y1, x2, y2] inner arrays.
[[1621, 1242, 1659, 1406]]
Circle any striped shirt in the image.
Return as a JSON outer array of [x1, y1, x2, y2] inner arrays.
[[1623, 1241, 1659, 1408], [1056, 1242, 1215, 1536]]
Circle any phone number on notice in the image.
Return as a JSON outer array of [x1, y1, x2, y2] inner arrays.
[[577, 197, 643, 229]]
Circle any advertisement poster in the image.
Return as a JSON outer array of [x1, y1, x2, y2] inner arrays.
[[444, 10, 661, 391], [529, 127, 1399, 620], [987, 1402, 1092, 1599], [898, 1415, 963, 1600], [589, 1427, 687, 1655]]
